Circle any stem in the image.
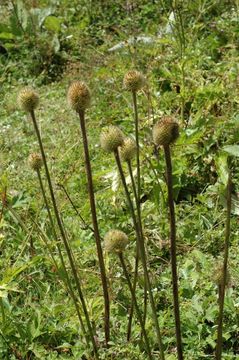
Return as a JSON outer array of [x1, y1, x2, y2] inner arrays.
[[215, 172, 232, 360], [163, 145, 183, 360], [126, 252, 139, 341], [114, 149, 165, 360], [78, 110, 110, 346], [127, 161, 147, 340], [118, 253, 153, 360], [132, 91, 141, 204], [29, 110, 98, 358], [36, 170, 87, 339]]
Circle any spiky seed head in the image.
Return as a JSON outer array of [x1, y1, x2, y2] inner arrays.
[[100, 126, 124, 153], [28, 153, 43, 171], [123, 70, 145, 92], [104, 229, 129, 254], [120, 137, 137, 162], [18, 87, 39, 113], [67, 81, 91, 112], [152, 116, 179, 147]]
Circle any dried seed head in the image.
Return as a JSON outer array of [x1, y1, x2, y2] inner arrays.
[[100, 126, 124, 153], [123, 70, 145, 92], [28, 153, 43, 171], [120, 137, 137, 162], [67, 81, 91, 112], [153, 116, 179, 147], [104, 229, 129, 254], [18, 87, 39, 112]]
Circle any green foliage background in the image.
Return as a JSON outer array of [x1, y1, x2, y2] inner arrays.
[[0, 0, 239, 359]]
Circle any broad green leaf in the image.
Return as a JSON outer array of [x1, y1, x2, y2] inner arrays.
[[223, 145, 239, 157], [44, 16, 61, 32], [29, 7, 53, 28]]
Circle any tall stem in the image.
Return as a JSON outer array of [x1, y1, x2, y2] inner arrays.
[[215, 172, 232, 360], [126, 161, 139, 341], [132, 91, 141, 203], [114, 149, 165, 360], [78, 110, 110, 346], [118, 253, 153, 360], [127, 161, 147, 340], [163, 145, 183, 360], [126, 252, 139, 341], [36, 170, 87, 338], [132, 92, 149, 332], [29, 110, 98, 358]]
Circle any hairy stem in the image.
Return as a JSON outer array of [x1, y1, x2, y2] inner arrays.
[[163, 145, 183, 360], [114, 149, 165, 360], [132, 91, 141, 203], [127, 161, 147, 340], [118, 253, 153, 360], [215, 171, 232, 360], [126, 252, 139, 341], [78, 110, 110, 346], [36, 170, 87, 338], [29, 110, 98, 358]]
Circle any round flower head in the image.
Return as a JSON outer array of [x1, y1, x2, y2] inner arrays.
[[104, 229, 129, 254], [18, 87, 39, 113], [100, 126, 124, 153], [123, 70, 145, 92], [28, 153, 43, 171], [67, 81, 91, 112], [120, 137, 137, 162], [153, 116, 179, 147]]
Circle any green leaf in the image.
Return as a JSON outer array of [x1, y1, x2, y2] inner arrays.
[[29, 7, 53, 28], [51, 34, 60, 53], [16, 0, 29, 31], [0, 32, 15, 40], [223, 145, 239, 157], [44, 16, 61, 32], [215, 153, 228, 185]]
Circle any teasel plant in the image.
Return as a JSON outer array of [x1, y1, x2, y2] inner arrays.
[[67, 81, 110, 346], [104, 229, 153, 360], [28, 153, 88, 342], [18, 88, 99, 359], [123, 70, 148, 340], [153, 116, 183, 360], [215, 168, 232, 360], [100, 126, 165, 360]]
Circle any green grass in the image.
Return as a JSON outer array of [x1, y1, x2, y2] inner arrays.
[[1, 1, 239, 359]]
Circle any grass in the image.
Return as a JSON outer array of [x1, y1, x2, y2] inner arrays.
[[1, 1, 239, 359]]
